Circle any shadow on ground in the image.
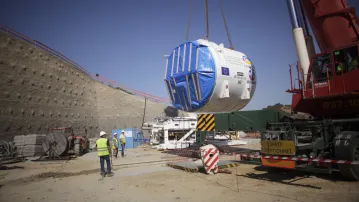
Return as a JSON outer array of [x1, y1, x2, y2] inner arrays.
[[160, 146, 259, 158], [238, 165, 352, 189], [0, 165, 24, 170]]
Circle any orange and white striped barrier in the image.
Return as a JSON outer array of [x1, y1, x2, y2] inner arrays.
[[237, 153, 359, 165]]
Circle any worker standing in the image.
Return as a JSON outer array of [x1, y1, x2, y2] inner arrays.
[[96, 131, 114, 178], [119, 130, 126, 157], [112, 133, 119, 159]]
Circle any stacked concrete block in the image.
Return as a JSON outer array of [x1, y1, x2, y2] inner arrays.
[[25, 134, 46, 145], [22, 145, 43, 157], [13, 134, 46, 157], [24, 134, 46, 157], [13, 135, 26, 156]]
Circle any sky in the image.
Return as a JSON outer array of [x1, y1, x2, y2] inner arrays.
[[1, 0, 358, 110]]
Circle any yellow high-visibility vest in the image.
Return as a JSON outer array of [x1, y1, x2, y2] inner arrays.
[[96, 138, 109, 156], [112, 138, 118, 149], [337, 64, 342, 71], [120, 134, 126, 144]]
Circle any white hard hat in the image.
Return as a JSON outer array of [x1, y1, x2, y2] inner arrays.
[[121, 130, 125, 133], [100, 131, 106, 137], [114, 132, 118, 135]]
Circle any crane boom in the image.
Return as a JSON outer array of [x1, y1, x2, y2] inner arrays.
[[300, 0, 359, 52]]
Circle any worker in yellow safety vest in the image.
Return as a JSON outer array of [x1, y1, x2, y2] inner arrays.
[[112, 133, 119, 159], [96, 131, 113, 177], [336, 63, 343, 73], [119, 130, 126, 157]]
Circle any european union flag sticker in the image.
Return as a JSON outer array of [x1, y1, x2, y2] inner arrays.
[[221, 67, 229, 76]]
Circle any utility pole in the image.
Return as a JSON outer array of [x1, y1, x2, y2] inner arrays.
[[141, 97, 147, 131]]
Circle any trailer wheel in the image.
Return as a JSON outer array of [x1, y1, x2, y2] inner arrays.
[[74, 143, 82, 156], [334, 131, 359, 181]]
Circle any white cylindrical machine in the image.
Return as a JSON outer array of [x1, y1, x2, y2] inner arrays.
[[164, 39, 257, 113]]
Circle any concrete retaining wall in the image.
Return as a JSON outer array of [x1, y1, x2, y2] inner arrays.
[[0, 31, 173, 141]]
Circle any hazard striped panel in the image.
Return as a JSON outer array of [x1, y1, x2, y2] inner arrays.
[[201, 147, 219, 174], [196, 114, 215, 131]]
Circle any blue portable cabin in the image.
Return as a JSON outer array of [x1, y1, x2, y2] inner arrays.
[[133, 131, 148, 147], [112, 128, 144, 149]]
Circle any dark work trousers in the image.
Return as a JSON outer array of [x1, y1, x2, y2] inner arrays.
[[120, 143, 126, 157], [99, 155, 111, 174], [113, 148, 118, 158]]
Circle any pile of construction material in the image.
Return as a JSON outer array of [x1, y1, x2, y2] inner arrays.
[[164, 147, 201, 158], [13, 134, 46, 157], [88, 138, 98, 151], [0, 141, 17, 160]]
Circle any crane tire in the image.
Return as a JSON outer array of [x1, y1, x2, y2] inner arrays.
[[338, 145, 359, 181], [334, 131, 359, 181]]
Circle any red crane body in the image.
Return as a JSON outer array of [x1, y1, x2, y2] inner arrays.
[[258, 0, 359, 180], [288, 0, 359, 118], [301, 0, 358, 52]]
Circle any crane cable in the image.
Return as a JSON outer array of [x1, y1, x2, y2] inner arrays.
[[204, 0, 210, 40], [186, 0, 234, 50], [218, 0, 234, 50], [186, 0, 193, 41]]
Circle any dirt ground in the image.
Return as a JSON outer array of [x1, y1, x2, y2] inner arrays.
[[1, 143, 358, 202]]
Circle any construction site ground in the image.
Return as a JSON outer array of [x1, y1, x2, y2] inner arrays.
[[1, 142, 358, 202]]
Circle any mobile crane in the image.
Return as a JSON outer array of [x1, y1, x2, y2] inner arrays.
[[172, 0, 359, 179], [260, 0, 359, 180]]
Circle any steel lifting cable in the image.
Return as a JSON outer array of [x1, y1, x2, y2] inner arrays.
[[204, 0, 210, 40], [218, 0, 234, 49], [186, 0, 193, 41], [186, 0, 209, 40], [186, 0, 234, 48]]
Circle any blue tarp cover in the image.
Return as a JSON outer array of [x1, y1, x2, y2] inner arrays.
[[165, 41, 216, 111]]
